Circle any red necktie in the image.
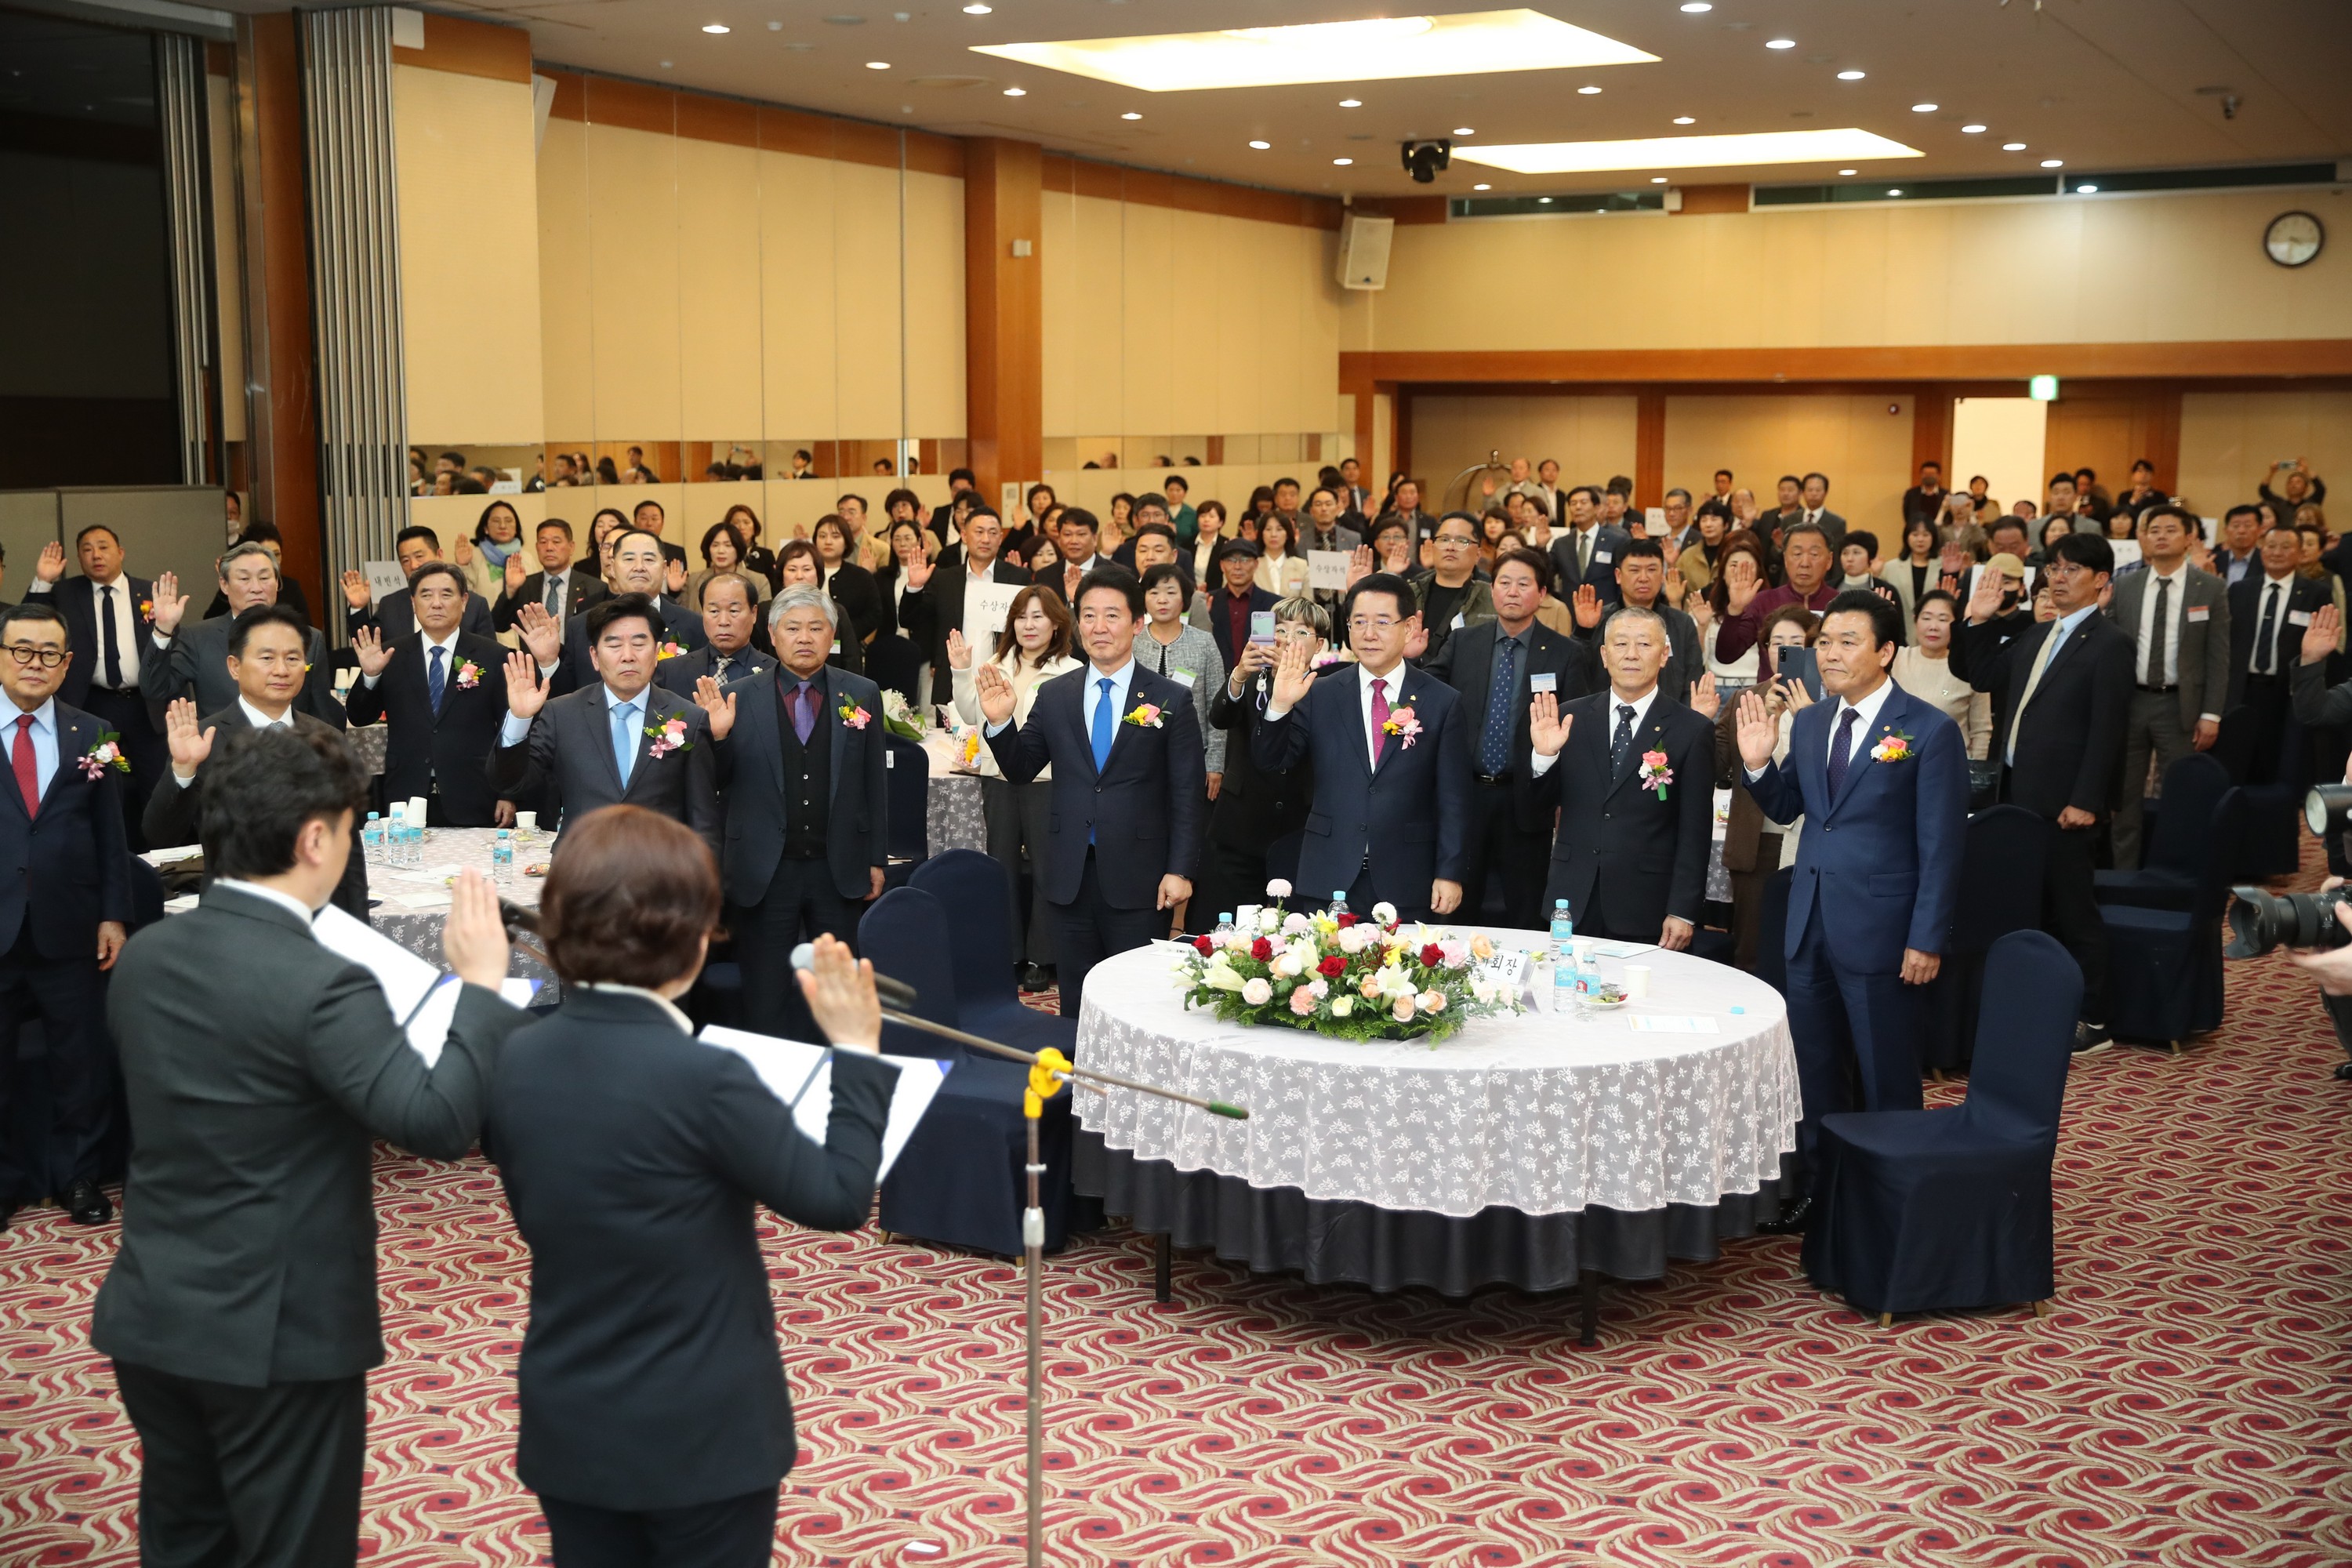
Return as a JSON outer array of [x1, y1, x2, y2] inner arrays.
[[1370, 677, 1389, 764], [11, 714, 37, 820]]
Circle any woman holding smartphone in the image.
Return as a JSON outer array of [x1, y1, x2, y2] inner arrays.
[[1713, 605, 1817, 971]]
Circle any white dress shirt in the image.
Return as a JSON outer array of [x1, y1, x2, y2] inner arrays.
[[1528, 681, 1660, 779], [2, 697, 60, 800], [87, 575, 143, 688], [2135, 561, 2187, 686], [2249, 572, 2295, 675], [984, 658, 1134, 742], [1351, 662, 1414, 771], [361, 626, 462, 691], [212, 878, 320, 925]]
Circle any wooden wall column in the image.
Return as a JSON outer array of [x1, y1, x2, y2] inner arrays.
[[234, 13, 321, 607], [1633, 390, 1667, 508], [962, 137, 1042, 504]]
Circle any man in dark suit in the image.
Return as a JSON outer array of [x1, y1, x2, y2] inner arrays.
[[1548, 485, 1632, 610], [1962, 532, 2136, 1047], [495, 594, 722, 860], [656, 569, 771, 699], [1254, 573, 1471, 924], [528, 529, 704, 699], [978, 566, 1207, 1018], [1566, 536, 1703, 702], [2228, 521, 2332, 786], [24, 524, 165, 839], [702, 587, 888, 1038], [1192, 539, 1276, 672], [1036, 506, 1112, 603], [2103, 505, 2231, 869], [922, 508, 1029, 706], [1426, 547, 1599, 928], [140, 543, 344, 731], [0, 601, 134, 1228], [336, 524, 495, 644], [1795, 471, 1849, 553], [492, 517, 607, 634], [98, 726, 524, 1568], [2209, 503, 2264, 588], [342, 563, 511, 828], [1737, 590, 1969, 1231], [147, 606, 374, 923], [1527, 604, 1715, 945]]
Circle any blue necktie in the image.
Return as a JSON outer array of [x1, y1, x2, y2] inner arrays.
[[426, 645, 446, 714], [1479, 634, 1518, 775], [613, 699, 639, 787], [1827, 707, 1859, 800], [1091, 677, 1116, 772]]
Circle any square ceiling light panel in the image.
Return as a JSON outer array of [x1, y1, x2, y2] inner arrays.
[[1454, 128, 1922, 174], [971, 9, 1657, 93]]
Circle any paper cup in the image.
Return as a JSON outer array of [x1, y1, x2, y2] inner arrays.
[[1624, 964, 1651, 1000], [515, 810, 538, 833]]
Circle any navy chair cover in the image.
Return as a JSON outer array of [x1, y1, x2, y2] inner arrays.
[[1922, 806, 2049, 1073], [2096, 753, 2230, 912], [1803, 929, 2081, 1318], [861, 885, 1073, 1256], [883, 734, 930, 890], [909, 850, 1081, 1058], [2101, 787, 2244, 1046]]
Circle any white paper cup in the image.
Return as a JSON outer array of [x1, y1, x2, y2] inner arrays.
[[515, 810, 538, 833], [1624, 964, 1651, 1000]]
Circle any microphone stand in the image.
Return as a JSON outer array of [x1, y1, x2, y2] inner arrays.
[[879, 1007, 1247, 1568]]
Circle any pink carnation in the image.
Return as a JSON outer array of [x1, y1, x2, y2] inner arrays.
[[1289, 986, 1319, 1017]]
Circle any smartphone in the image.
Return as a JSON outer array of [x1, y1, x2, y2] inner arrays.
[[1773, 645, 1825, 702], [1249, 611, 1277, 644]]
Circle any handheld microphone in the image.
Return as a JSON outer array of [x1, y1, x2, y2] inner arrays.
[[790, 942, 920, 1009]]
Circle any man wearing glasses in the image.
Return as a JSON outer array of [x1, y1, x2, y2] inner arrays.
[[1408, 513, 1496, 661], [1257, 573, 1471, 923], [0, 601, 136, 1229]]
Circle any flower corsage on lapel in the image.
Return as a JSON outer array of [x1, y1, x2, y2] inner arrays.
[[1381, 706, 1422, 750], [78, 732, 132, 781], [656, 640, 685, 661], [644, 715, 691, 759], [1871, 728, 1916, 764], [837, 698, 872, 729], [136, 597, 154, 622], [1123, 701, 1164, 728], [454, 659, 484, 691], [1638, 749, 1674, 800]]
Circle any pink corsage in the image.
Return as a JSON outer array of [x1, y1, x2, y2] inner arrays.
[[656, 641, 685, 661], [645, 717, 691, 758], [78, 734, 131, 780], [1123, 702, 1163, 728], [1871, 730, 1915, 764], [1639, 749, 1673, 800], [837, 699, 872, 729], [454, 659, 483, 690], [1381, 706, 1422, 750]]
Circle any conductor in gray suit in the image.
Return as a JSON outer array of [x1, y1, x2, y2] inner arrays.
[[2101, 504, 2230, 869], [95, 724, 527, 1568], [139, 542, 345, 731]]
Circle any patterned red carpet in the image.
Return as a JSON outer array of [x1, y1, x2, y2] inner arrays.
[[4, 942, 2347, 1566]]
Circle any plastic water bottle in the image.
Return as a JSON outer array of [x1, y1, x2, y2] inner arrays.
[[1550, 900, 1577, 1007], [361, 811, 383, 865], [492, 829, 514, 871], [1329, 889, 1350, 923], [397, 817, 419, 869], [1214, 912, 1236, 944]]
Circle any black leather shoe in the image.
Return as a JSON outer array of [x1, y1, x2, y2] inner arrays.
[[1018, 964, 1058, 994], [64, 1181, 113, 1225], [2333, 1061, 2352, 1081], [2071, 1022, 2114, 1056], [1756, 1195, 1813, 1236]]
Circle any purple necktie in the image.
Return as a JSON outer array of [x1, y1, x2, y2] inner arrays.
[[792, 681, 816, 744], [1827, 707, 1859, 800]]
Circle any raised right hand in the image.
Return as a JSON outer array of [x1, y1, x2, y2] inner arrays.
[[1528, 691, 1571, 757], [973, 661, 1017, 726], [1572, 583, 1604, 630], [2303, 604, 2340, 665], [151, 571, 187, 634], [1723, 554, 1760, 615], [796, 934, 881, 1053], [694, 675, 738, 741], [504, 650, 550, 720], [340, 568, 371, 613], [1687, 671, 1720, 720], [163, 698, 214, 778], [36, 541, 66, 585], [442, 869, 513, 993], [1734, 688, 1779, 772], [1269, 636, 1315, 712], [504, 550, 528, 593], [1965, 563, 2007, 623], [351, 625, 390, 678], [946, 628, 973, 670], [515, 601, 561, 666], [1347, 544, 1374, 587]]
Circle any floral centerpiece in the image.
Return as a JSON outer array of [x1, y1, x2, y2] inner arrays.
[[879, 688, 927, 743], [1177, 880, 1522, 1044]]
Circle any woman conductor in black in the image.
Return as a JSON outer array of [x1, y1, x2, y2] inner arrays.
[[483, 804, 895, 1567]]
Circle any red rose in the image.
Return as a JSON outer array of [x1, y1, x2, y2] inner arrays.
[[1318, 955, 1348, 978], [1419, 943, 1446, 968], [1334, 913, 1358, 927], [1250, 936, 1275, 961], [1193, 935, 1214, 955]]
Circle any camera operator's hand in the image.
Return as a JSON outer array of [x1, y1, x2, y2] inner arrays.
[[2288, 902, 2352, 995]]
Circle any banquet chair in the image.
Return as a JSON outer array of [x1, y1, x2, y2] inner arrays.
[[1753, 866, 1794, 996], [1802, 929, 2080, 1322], [1922, 806, 2049, 1074], [2096, 753, 2229, 913], [909, 849, 1080, 1058], [2100, 786, 2245, 1051], [883, 734, 930, 891], [2218, 708, 2305, 880], [860, 886, 1074, 1257]]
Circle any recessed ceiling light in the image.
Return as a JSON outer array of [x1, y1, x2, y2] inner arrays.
[[866, 60, 890, 69], [1838, 168, 1857, 176], [702, 23, 730, 34], [1455, 126, 1921, 175], [1248, 139, 1270, 149], [1911, 103, 1937, 113], [1766, 38, 1796, 49], [1339, 98, 1362, 107], [1672, 116, 1695, 125], [1577, 85, 1602, 94], [971, 9, 1658, 92], [2042, 158, 2063, 167], [1332, 157, 1352, 165], [1961, 124, 1986, 133], [768, 20, 782, 30], [1886, 187, 1903, 196], [1537, 196, 1553, 203], [1454, 126, 1475, 136], [2003, 141, 2027, 151], [1003, 86, 1025, 95], [2077, 183, 2099, 194], [1473, 182, 1491, 190], [1120, 111, 1142, 119], [1650, 176, 1668, 183], [963, 2, 992, 11], [1679, 2, 1711, 10], [1836, 70, 1864, 81]]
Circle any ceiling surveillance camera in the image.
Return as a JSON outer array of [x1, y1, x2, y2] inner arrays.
[[1401, 140, 1452, 183]]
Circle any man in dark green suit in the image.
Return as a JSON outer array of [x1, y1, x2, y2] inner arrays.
[[96, 725, 528, 1568]]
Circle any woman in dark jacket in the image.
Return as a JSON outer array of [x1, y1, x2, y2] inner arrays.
[[482, 806, 894, 1568], [811, 513, 884, 650], [869, 514, 935, 706]]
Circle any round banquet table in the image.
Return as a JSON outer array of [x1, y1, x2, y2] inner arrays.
[[1069, 932, 1800, 1299], [354, 826, 558, 993]]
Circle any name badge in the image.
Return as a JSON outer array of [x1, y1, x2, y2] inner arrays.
[[1171, 666, 1197, 684], [1594, 550, 1613, 565], [1530, 672, 1559, 695], [1452, 612, 1467, 630], [2185, 605, 2210, 622], [2289, 610, 2314, 626]]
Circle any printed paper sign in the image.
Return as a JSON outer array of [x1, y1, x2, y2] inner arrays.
[[964, 580, 1024, 652], [361, 560, 408, 606], [1306, 550, 1352, 591]]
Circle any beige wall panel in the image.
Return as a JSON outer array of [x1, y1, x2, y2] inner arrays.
[[1297, 224, 1341, 436], [759, 150, 838, 441], [583, 123, 681, 441], [1410, 395, 1639, 501], [1662, 394, 1915, 533], [674, 136, 763, 442], [902, 169, 966, 437], [829, 158, 903, 439], [1072, 194, 1127, 437], [1214, 218, 1265, 435], [1250, 220, 1304, 434], [394, 66, 545, 444], [206, 71, 246, 442], [1120, 198, 1174, 437], [536, 118, 595, 442], [1167, 208, 1223, 435], [2177, 391, 2352, 521], [1040, 189, 1080, 438]]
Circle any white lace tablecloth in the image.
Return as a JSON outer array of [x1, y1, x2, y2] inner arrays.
[[1075, 933, 1798, 1220]]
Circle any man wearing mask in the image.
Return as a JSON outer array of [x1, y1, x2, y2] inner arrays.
[[697, 588, 889, 1039], [140, 544, 344, 730], [1569, 537, 1703, 701], [922, 509, 1029, 705], [658, 570, 771, 697], [522, 529, 704, 699], [1902, 461, 1947, 529], [1715, 524, 1838, 666], [26, 526, 164, 839], [495, 517, 607, 632], [343, 564, 514, 828]]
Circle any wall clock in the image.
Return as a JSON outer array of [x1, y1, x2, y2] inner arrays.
[[2263, 210, 2323, 267]]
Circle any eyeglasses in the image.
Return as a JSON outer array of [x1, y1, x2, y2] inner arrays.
[[1348, 615, 1403, 633], [2, 644, 66, 669], [1434, 535, 1477, 548]]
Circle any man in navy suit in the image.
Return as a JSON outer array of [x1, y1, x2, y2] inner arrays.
[[978, 566, 1207, 1018], [1547, 486, 1632, 610], [25, 526, 164, 842], [342, 563, 512, 827], [1254, 572, 1472, 923], [335, 524, 494, 644], [0, 601, 134, 1228], [1737, 589, 1969, 1232]]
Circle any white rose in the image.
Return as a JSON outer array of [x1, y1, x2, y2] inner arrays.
[[1265, 878, 1293, 899], [1331, 996, 1355, 1018], [1241, 977, 1273, 1007], [1259, 909, 1283, 933], [1270, 953, 1300, 978], [1337, 925, 1370, 955], [1371, 902, 1400, 927]]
